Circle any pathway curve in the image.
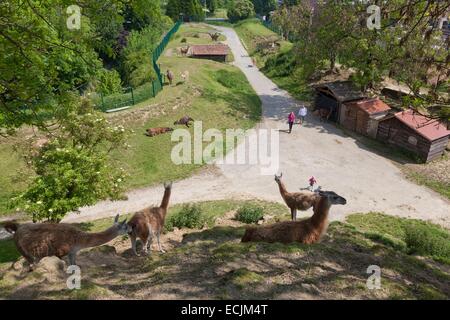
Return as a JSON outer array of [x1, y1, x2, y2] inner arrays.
[[64, 26, 449, 228]]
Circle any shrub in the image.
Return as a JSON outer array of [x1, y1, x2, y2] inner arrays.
[[181, 38, 187, 43], [193, 33, 200, 38], [167, 204, 205, 230], [404, 223, 450, 261], [228, 0, 255, 23], [235, 204, 264, 224], [96, 69, 123, 95]]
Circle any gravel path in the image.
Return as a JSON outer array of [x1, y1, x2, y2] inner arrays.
[[63, 26, 449, 228]]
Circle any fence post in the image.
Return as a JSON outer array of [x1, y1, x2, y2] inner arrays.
[[130, 87, 135, 105], [152, 81, 156, 97], [101, 93, 105, 111]]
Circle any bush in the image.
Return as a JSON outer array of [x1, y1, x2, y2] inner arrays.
[[235, 204, 264, 224], [167, 204, 206, 230], [181, 37, 187, 43], [405, 224, 450, 261], [228, 0, 255, 23], [96, 69, 123, 95]]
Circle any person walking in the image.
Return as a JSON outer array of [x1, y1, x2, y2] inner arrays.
[[288, 111, 296, 134], [298, 105, 307, 125], [308, 176, 317, 191]]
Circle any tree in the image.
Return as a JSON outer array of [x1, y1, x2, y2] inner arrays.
[[252, 0, 277, 17], [14, 98, 127, 222], [165, 0, 205, 21], [207, 0, 217, 14], [228, 0, 255, 22]]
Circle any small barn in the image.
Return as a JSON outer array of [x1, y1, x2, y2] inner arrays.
[[313, 81, 366, 122], [190, 44, 229, 62], [377, 109, 450, 162], [341, 98, 391, 138]]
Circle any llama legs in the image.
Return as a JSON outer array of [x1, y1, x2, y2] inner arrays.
[[130, 234, 139, 256], [68, 251, 77, 266], [157, 231, 165, 253], [291, 208, 297, 221]]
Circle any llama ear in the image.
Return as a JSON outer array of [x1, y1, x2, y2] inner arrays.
[[114, 214, 119, 223], [121, 218, 127, 225]]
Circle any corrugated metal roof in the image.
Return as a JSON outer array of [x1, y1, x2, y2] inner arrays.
[[191, 44, 229, 56], [315, 81, 366, 102], [346, 98, 391, 115], [394, 109, 450, 141]]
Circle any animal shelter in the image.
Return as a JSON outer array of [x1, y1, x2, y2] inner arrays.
[[190, 44, 230, 62], [340, 98, 391, 138], [313, 81, 366, 123], [377, 109, 450, 162]]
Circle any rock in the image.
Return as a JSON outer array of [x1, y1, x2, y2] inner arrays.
[[34, 256, 66, 276], [11, 257, 27, 271]]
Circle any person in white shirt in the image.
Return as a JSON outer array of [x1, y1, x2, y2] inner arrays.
[[298, 105, 307, 125]]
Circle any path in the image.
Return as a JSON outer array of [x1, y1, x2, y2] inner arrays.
[[64, 26, 449, 228]]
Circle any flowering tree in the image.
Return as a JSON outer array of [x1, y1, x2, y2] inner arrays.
[[14, 98, 128, 222]]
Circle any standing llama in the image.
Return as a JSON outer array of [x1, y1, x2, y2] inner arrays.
[[180, 45, 190, 56], [167, 69, 174, 85], [2, 215, 129, 267], [127, 182, 172, 256], [274, 173, 320, 221], [241, 190, 347, 244], [209, 32, 220, 41]]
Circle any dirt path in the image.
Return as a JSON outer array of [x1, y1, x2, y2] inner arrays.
[[64, 26, 449, 228]]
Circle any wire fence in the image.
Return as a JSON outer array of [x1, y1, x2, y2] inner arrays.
[[97, 20, 182, 112]]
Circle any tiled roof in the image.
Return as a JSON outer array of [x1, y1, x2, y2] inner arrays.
[[346, 98, 391, 114], [191, 44, 229, 56], [395, 109, 450, 141]]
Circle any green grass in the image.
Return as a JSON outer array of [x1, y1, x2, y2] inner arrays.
[[235, 203, 264, 224], [0, 23, 261, 217], [405, 171, 450, 200]]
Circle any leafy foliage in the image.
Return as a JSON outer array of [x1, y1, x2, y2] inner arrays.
[[166, 203, 206, 230], [405, 223, 450, 262], [96, 69, 123, 95], [228, 0, 255, 23], [13, 99, 127, 222], [166, 0, 205, 22], [235, 204, 264, 223]]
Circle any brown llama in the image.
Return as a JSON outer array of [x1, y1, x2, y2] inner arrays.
[[314, 108, 332, 122], [145, 127, 174, 137], [167, 69, 174, 85], [180, 45, 190, 56], [241, 190, 347, 244], [2, 215, 129, 267], [209, 32, 220, 41], [127, 182, 172, 256], [274, 173, 320, 221], [174, 115, 194, 128]]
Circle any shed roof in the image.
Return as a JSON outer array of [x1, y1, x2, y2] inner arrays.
[[394, 109, 450, 141], [191, 44, 229, 56], [315, 81, 366, 103], [345, 98, 391, 115]]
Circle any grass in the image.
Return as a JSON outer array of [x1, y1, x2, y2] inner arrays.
[[235, 203, 264, 224], [405, 171, 450, 200], [0, 23, 261, 217], [1, 204, 449, 299]]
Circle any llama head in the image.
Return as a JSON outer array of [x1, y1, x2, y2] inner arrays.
[[274, 173, 283, 184], [113, 214, 131, 234], [317, 191, 347, 206], [164, 182, 173, 190]]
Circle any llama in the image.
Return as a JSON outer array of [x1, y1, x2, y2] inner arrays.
[[174, 115, 194, 128], [274, 173, 320, 221], [180, 70, 190, 83], [180, 46, 190, 56], [241, 190, 347, 244], [145, 127, 174, 137], [127, 182, 172, 256], [2, 215, 129, 267], [314, 108, 332, 122], [209, 32, 220, 41], [167, 69, 174, 85]]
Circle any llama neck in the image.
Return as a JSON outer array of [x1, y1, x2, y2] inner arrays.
[[277, 181, 289, 200], [79, 227, 119, 249], [310, 197, 331, 229], [160, 187, 171, 210]]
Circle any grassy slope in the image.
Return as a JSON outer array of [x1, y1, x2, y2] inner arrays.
[[0, 204, 448, 299], [0, 24, 261, 216]]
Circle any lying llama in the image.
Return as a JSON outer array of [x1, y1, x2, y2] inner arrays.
[[275, 173, 320, 221], [241, 190, 347, 244], [209, 32, 220, 41], [127, 182, 172, 256], [174, 115, 194, 128], [180, 45, 190, 56], [145, 127, 174, 137], [2, 215, 129, 267]]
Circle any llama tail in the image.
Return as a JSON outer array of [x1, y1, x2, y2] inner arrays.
[[2, 221, 19, 234], [241, 227, 256, 243], [160, 183, 172, 209]]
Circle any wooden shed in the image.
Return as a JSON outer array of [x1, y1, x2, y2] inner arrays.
[[190, 44, 229, 62], [377, 109, 450, 162], [341, 98, 391, 138], [313, 81, 366, 122]]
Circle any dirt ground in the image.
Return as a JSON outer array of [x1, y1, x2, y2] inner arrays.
[[1, 212, 448, 300], [63, 27, 450, 229]]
